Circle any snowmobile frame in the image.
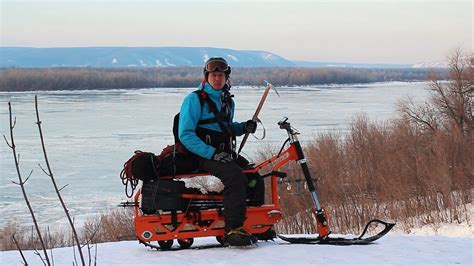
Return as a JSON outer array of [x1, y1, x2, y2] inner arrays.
[[132, 117, 395, 249]]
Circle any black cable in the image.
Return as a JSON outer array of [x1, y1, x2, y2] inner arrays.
[[277, 138, 290, 157]]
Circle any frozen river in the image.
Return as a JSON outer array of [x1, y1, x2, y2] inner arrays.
[[0, 82, 430, 227]]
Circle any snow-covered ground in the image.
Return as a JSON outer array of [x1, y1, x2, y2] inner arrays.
[[1, 226, 472, 265]]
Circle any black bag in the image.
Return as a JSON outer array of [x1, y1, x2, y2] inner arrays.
[[158, 144, 199, 177], [129, 152, 159, 183], [140, 179, 190, 214], [246, 172, 265, 206]]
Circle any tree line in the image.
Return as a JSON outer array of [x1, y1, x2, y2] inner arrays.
[[0, 67, 445, 91]]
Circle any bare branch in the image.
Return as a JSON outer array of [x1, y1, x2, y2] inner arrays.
[[3, 134, 13, 148], [12, 233, 28, 265], [34, 96, 85, 266], [7, 101, 51, 266], [23, 170, 34, 184], [38, 164, 50, 176], [430, 79, 458, 122], [72, 217, 78, 266], [397, 96, 438, 132], [58, 184, 69, 192], [33, 248, 47, 266], [81, 219, 102, 248]]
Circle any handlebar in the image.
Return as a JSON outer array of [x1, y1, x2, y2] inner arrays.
[[278, 117, 299, 142]]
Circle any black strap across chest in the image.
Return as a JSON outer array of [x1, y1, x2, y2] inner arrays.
[[193, 89, 234, 137]]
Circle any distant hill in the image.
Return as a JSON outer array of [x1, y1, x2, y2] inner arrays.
[[293, 60, 411, 68], [411, 60, 449, 68], [0, 47, 444, 69], [0, 47, 295, 68]]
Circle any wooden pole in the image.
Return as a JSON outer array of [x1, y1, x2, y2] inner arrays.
[[238, 82, 273, 154]]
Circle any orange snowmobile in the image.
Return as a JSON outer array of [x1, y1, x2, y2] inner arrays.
[[120, 116, 395, 250]]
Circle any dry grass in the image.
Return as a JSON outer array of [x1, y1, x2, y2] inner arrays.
[[275, 50, 473, 234], [82, 209, 135, 244], [1, 221, 70, 251], [274, 114, 472, 234], [0, 209, 135, 251]]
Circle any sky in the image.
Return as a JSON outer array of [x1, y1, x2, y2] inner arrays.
[[0, 0, 472, 64]]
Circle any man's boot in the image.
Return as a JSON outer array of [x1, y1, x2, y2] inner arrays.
[[224, 227, 257, 247]]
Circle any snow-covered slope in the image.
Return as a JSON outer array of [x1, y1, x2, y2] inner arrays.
[[0, 47, 295, 68], [1, 47, 421, 68], [1, 232, 472, 265], [412, 60, 449, 68]]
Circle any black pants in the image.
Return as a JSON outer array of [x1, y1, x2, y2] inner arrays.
[[199, 158, 248, 230]]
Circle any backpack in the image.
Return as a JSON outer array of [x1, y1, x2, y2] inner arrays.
[[120, 144, 199, 198]]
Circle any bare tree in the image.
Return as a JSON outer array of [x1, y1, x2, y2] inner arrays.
[[398, 49, 473, 136], [429, 49, 473, 136], [397, 96, 439, 132], [34, 96, 86, 266], [4, 102, 51, 265]]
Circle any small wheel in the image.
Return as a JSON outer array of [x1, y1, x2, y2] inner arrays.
[[216, 235, 225, 245], [158, 240, 174, 250], [177, 238, 194, 249]]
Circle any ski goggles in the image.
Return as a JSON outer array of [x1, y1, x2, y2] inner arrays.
[[205, 59, 229, 72]]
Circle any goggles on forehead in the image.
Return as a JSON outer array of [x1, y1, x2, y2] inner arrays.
[[205, 59, 229, 72]]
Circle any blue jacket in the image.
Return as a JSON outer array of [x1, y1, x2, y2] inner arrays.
[[178, 82, 245, 159]]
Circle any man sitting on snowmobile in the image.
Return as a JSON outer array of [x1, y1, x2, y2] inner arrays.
[[177, 57, 258, 246]]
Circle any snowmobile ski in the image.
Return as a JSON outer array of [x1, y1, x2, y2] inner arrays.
[[139, 239, 259, 251], [139, 239, 226, 251], [278, 219, 395, 245]]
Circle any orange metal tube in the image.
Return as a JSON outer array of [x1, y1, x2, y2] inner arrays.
[[133, 143, 302, 244]]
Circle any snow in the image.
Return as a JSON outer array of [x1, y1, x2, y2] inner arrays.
[[262, 53, 273, 60], [412, 60, 449, 68], [165, 58, 176, 66], [155, 59, 164, 67], [1, 233, 472, 265], [1, 207, 473, 264], [181, 175, 224, 193], [226, 54, 239, 62], [404, 222, 474, 238]]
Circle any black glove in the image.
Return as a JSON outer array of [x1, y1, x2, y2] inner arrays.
[[212, 151, 234, 163], [244, 120, 257, 134]]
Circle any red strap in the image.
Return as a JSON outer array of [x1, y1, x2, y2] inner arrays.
[[200, 80, 207, 98]]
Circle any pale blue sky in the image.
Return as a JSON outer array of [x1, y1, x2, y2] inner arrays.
[[0, 0, 472, 64]]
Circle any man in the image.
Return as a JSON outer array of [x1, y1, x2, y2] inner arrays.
[[178, 57, 257, 246]]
